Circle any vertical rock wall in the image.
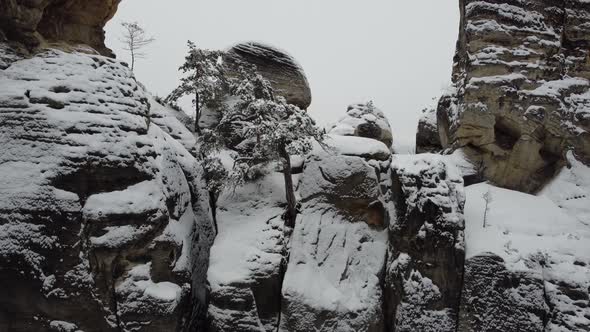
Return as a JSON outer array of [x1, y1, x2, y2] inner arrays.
[[436, 0, 590, 193]]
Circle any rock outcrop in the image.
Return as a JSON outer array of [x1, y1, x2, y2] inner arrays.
[[206, 169, 288, 332], [226, 42, 312, 110], [0, 0, 120, 56], [458, 254, 547, 332], [385, 155, 465, 332], [415, 107, 442, 154], [329, 102, 394, 148], [430, 0, 590, 193], [279, 148, 389, 332], [0, 49, 215, 331], [462, 182, 590, 332]]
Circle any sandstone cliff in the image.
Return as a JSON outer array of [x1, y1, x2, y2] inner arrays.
[[433, 0, 590, 193]]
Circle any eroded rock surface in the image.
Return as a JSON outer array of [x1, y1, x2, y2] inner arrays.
[[206, 169, 287, 332], [0, 0, 120, 56], [279, 146, 389, 332], [434, 0, 590, 192], [385, 155, 465, 332], [227, 42, 312, 109], [329, 102, 394, 148], [415, 107, 442, 154], [0, 48, 215, 331]]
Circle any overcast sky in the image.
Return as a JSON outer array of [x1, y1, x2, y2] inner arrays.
[[105, 0, 459, 150]]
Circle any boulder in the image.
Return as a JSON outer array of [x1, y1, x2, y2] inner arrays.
[[0, 48, 215, 331], [385, 154, 465, 332], [226, 42, 312, 110], [437, 0, 590, 193], [329, 102, 393, 148], [0, 0, 120, 56]]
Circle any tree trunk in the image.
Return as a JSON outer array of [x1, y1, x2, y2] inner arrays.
[[279, 144, 297, 228], [131, 49, 135, 72], [195, 91, 201, 135]]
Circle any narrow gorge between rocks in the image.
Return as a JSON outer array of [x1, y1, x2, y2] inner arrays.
[[1, 1, 589, 331]]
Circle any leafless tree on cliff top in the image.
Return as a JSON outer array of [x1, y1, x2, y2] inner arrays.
[[120, 22, 155, 71]]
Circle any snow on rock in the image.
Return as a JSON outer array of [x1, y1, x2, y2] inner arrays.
[[385, 154, 465, 332], [461, 182, 590, 331], [329, 102, 394, 148], [0, 47, 215, 331], [280, 151, 388, 331], [415, 106, 442, 154], [207, 169, 288, 332], [49, 320, 79, 332], [436, 0, 590, 193], [541, 151, 590, 226], [115, 262, 188, 332], [325, 134, 391, 161], [149, 97, 196, 152]]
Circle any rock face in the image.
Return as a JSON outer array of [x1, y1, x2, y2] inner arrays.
[[433, 0, 590, 192], [0, 48, 215, 331], [329, 102, 394, 148], [227, 42, 312, 109], [0, 0, 120, 56], [458, 255, 547, 332], [279, 138, 389, 332], [385, 155, 465, 332], [415, 107, 442, 154], [206, 170, 288, 332]]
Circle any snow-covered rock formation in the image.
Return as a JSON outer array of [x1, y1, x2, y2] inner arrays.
[[415, 107, 442, 154], [385, 155, 465, 331], [329, 102, 394, 149], [280, 145, 389, 332], [0, 48, 215, 331], [206, 168, 288, 331], [461, 179, 589, 331], [1, 1, 589, 331], [423, 0, 590, 193]]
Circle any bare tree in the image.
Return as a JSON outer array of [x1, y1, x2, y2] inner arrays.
[[482, 189, 493, 228], [120, 22, 155, 71]]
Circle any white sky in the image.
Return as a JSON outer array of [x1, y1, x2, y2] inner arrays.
[[105, 0, 459, 149]]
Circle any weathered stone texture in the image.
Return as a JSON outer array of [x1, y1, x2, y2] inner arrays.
[[385, 155, 465, 332], [0, 0, 120, 56], [436, 0, 590, 192], [226, 42, 312, 110], [0, 49, 215, 331]]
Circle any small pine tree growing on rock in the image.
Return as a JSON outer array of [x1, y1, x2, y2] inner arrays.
[[200, 61, 324, 227], [166, 41, 227, 134]]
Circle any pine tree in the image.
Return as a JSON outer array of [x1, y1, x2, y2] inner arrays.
[[199, 61, 324, 228], [166, 41, 226, 134]]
